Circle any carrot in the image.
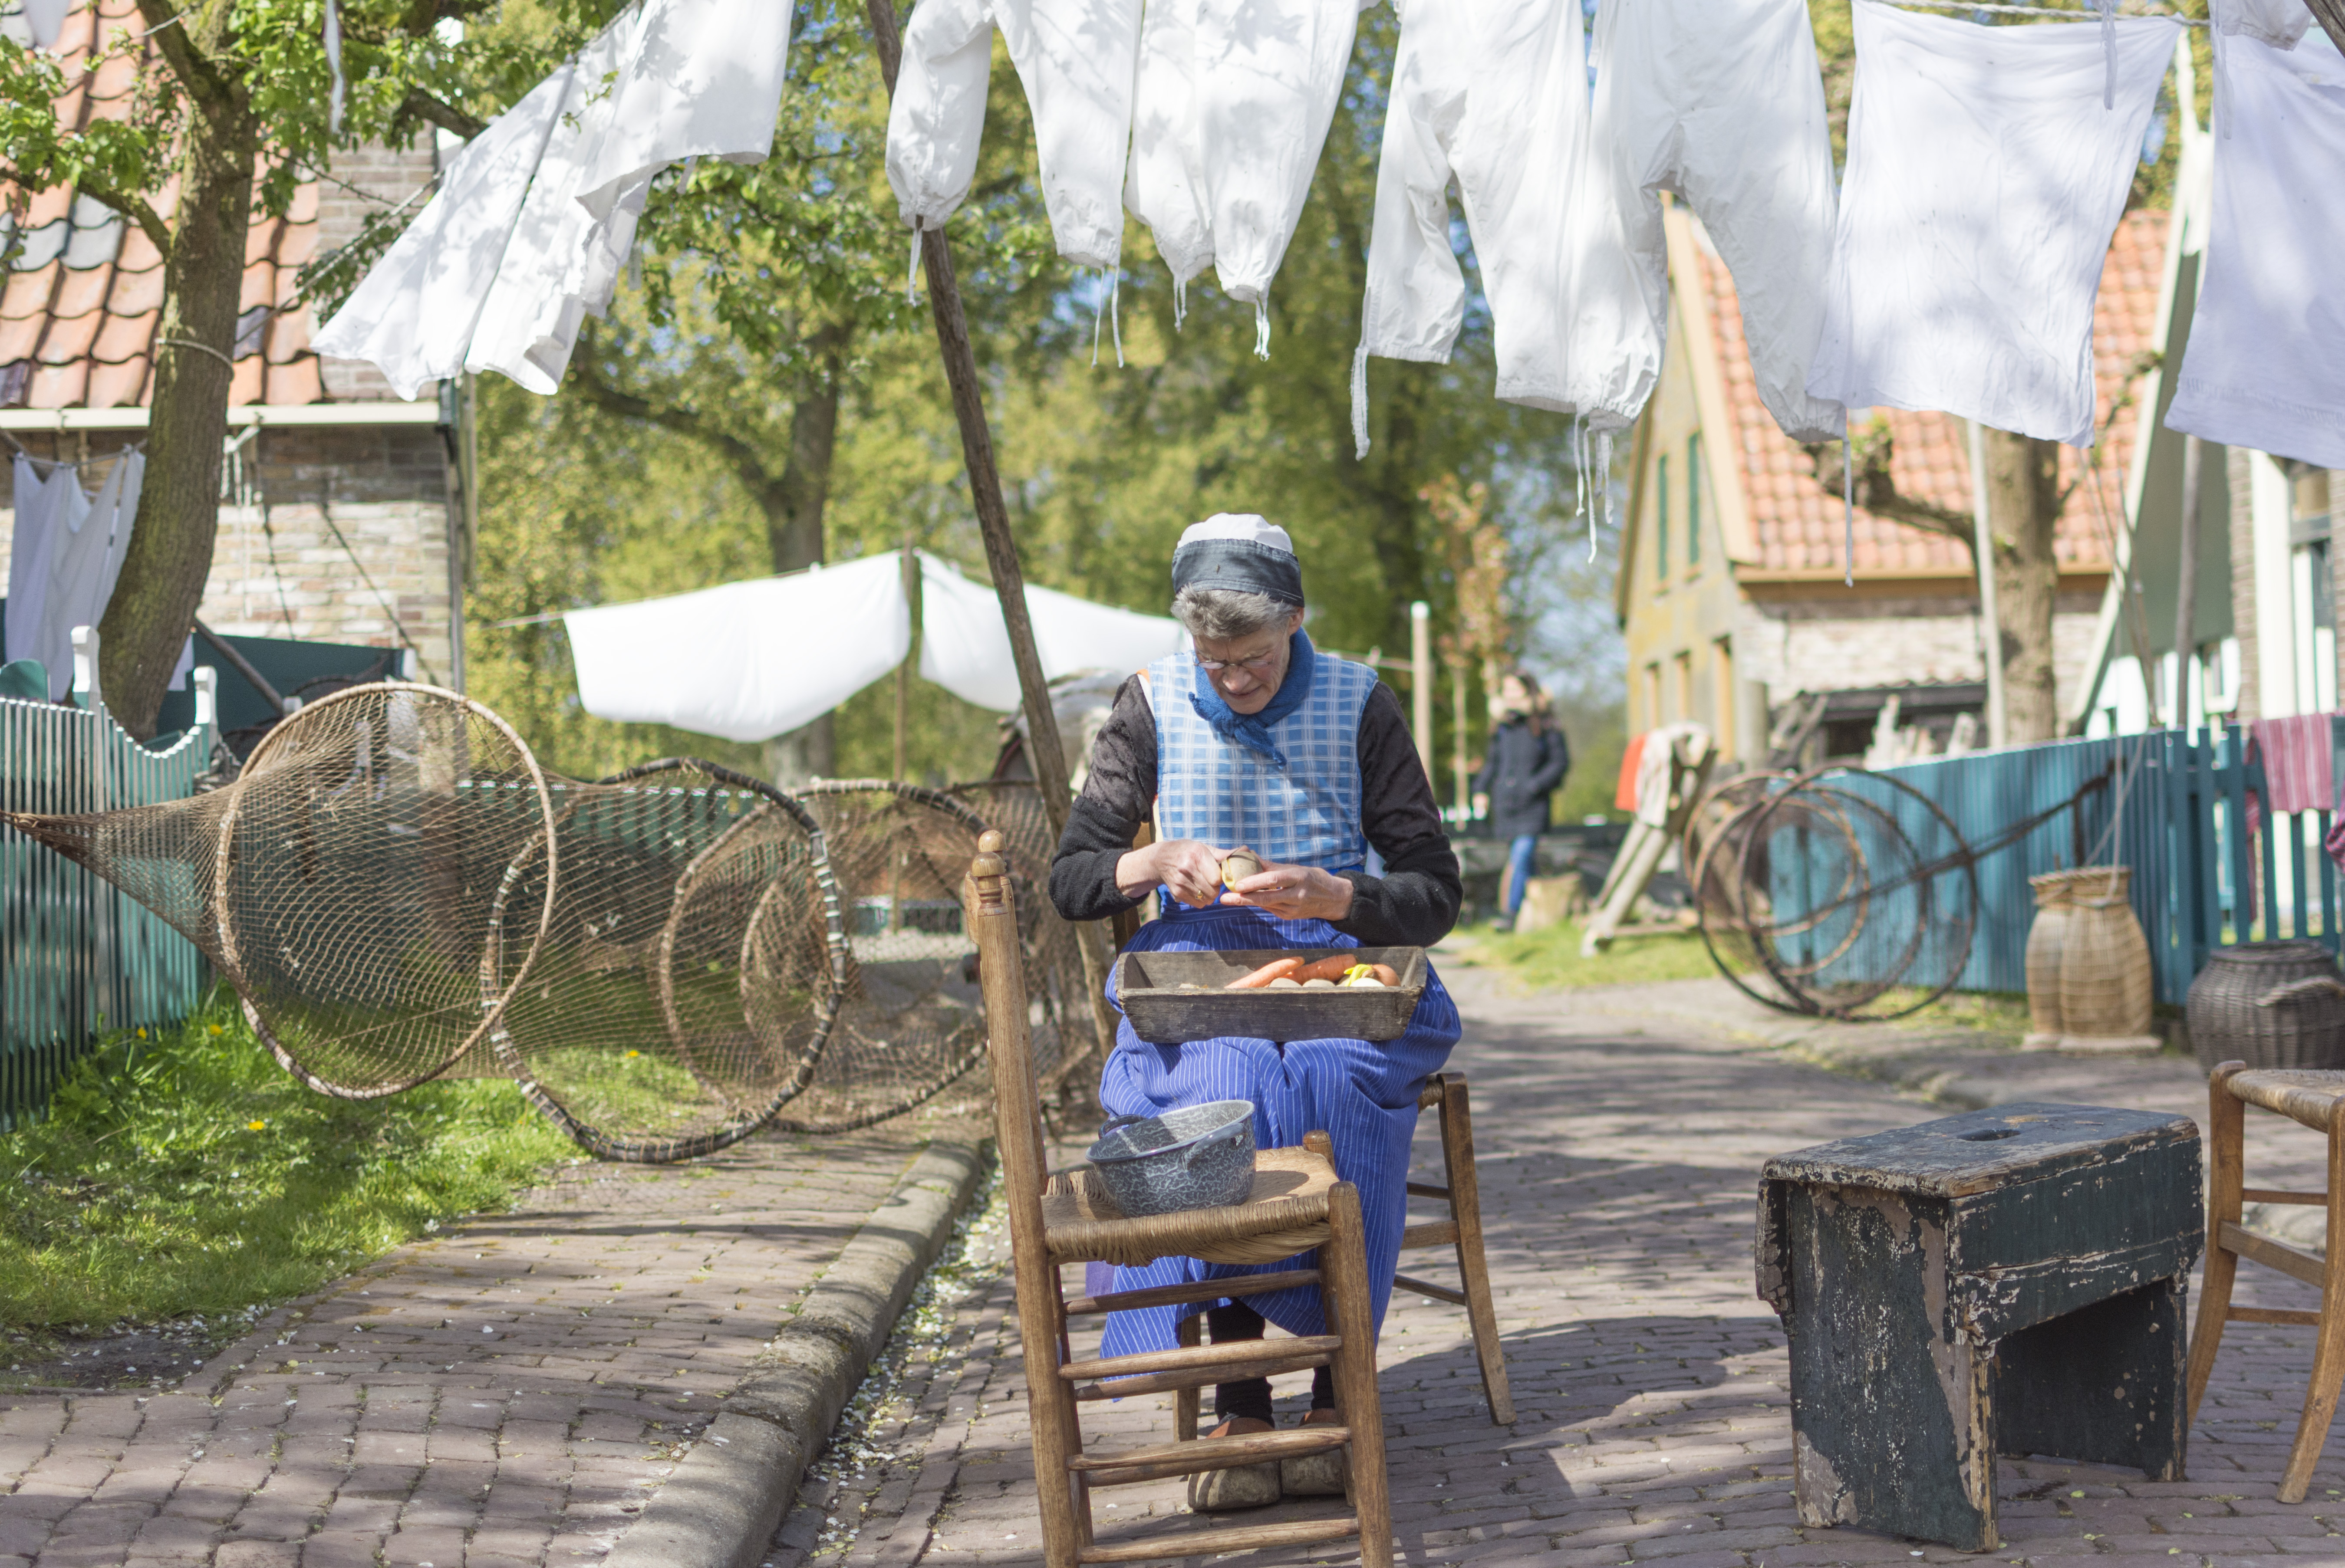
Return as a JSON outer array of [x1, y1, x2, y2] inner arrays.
[[1293, 954, 1360, 983], [1226, 956, 1306, 989]]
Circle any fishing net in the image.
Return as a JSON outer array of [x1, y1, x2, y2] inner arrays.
[[1692, 767, 1978, 1021], [948, 779, 1103, 1101], [779, 782, 997, 1132], [478, 759, 846, 1161], [2, 684, 560, 1098]]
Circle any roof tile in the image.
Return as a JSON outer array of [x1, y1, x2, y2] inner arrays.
[[266, 357, 323, 404], [0, 314, 41, 363], [106, 258, 163, 315], [28, 360, 88, 408], [84, 355, 148, 409], [0, 263, 59, 322], [91, 306, 155, 362], [35, 304, 102, 365]]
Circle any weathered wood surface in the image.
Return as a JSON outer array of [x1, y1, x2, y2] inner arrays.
[[1113, 946, 1428, 1044], [1757, 1101, 2203, 1553]]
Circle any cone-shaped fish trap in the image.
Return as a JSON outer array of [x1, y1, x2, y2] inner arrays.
[[479, 758, 846, 1162]]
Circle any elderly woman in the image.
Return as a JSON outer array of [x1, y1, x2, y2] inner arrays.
[[1050, 513, 1462, 1508]]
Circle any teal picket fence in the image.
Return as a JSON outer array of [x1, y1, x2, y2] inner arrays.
[[1779, 723, 2340, 1008], [0, 651, 217, 1128]]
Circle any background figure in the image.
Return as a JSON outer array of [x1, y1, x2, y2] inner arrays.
[[1473, 671, 1570, 931]]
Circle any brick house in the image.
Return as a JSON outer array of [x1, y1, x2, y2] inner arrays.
[[0, 0, 471, 694], [1613, 200, 2172, 764]]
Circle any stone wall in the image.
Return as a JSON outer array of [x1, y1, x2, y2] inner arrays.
[[1736, 589, 2105, 719]]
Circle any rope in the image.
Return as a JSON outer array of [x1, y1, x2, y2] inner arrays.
[[1881, 0, 2208, 22], [157, 337, 234, 369]]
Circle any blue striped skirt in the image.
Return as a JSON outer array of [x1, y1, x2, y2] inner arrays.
[[1093, 904, 1460, 1361]]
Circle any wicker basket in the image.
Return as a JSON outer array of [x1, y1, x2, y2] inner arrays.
[[2057, 867, 2159, 1052], [2023, 870, 2093, 1050], [2185, 940, 2345, 1072]]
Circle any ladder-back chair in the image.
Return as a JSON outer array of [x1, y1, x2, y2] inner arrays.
[[967, 832, 1393, 1568]]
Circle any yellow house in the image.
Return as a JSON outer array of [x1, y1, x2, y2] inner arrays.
[[1614, 204, 2163, 764]]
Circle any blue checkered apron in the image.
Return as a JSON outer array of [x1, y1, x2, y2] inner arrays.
[[1092, 651, 1459, 1364]]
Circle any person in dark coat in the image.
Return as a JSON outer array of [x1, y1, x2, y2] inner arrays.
[[1472, 671, 1570, 930]]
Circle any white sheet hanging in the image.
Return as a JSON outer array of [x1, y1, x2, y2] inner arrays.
[[1805, 1, 2179, 447], [886, 0, 1144, 269], [564, 555, 912, 743], [310, 66, 573, 401], [1580, 0, 1844, 442], [2164, 26, 2345, 468], [1351, 0, 1589, 449], [313, 0, 790, 400], [1125, 0, 1214, 294], [1196, 0, 1370, 342], [916, 555, 1188, 711]]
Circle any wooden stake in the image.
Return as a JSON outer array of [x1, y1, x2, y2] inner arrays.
[[864, 0, 1119, 1065], [896, 532, 918, 782]]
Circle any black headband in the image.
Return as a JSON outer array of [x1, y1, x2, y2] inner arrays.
[[1170, 539, 1304, 606]]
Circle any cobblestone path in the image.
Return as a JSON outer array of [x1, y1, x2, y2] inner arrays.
[[767, 972, 2345, 1568], [0, 1129, 918, 1568]]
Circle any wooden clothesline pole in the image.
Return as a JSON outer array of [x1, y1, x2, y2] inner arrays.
[[864, 0, 1120, 1068]]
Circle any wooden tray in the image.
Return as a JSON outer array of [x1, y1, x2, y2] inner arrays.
[[1112, 947, 1428, 1044]]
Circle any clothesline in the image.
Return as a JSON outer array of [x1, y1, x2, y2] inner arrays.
[[0, 429, 146, 472], [1881, 0, 2209, 26]]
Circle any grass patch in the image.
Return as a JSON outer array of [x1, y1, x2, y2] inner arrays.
[[0, 986, 577, 1344], [1455, 917, 1731, 991]]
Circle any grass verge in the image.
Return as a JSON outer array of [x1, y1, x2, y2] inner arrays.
[[0, 985, 576, 1353], [1454, 916, 1729, 990]]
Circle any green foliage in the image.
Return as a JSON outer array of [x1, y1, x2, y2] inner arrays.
[[0, 989, 576, 1338]]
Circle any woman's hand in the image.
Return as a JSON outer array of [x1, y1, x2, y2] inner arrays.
[[1220, 857, 1356, 922], [1116, 838, 1226, 909]]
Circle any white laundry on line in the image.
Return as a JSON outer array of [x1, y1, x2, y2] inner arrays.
[[2, 452, 145, 701], [2164, 25, 2345, 469], [886, 0, 1142, 270], [313, 0, 790, 400], [1804, 0, 2179, 447], [565, 555, 912, 744], [915, 554, 1188, 712], [1351, 0, 1589, 453], [1194, 0, 1373, 351], [1124, 0, 1214, 305], [1578, 0, 1844, 443]]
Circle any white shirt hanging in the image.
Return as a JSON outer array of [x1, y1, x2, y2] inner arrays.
[[1352, 0, 1590, 449], [1125, 0, 1214, 296], [1805, 1, 2180, 447], [2, 453, 142, 701], [572, 0, 795, 219], [1581, 0, 1844, 442], [886, 0, 1143, 270], [1196, 0, 1372, 348], [2164, 26, 2345, 468]]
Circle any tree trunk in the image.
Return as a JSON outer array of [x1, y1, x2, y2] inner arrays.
[[761, 320, 853, 784], [97, 113, 254, 739], [1981, 427, 2064, 743]]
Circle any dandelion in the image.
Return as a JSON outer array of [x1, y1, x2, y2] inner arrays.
[[208, 1024, 224, 1036], [626, 1049, 642, 1058], [247, 1120, 266, 1131], [136, 1028, 148, 1039]]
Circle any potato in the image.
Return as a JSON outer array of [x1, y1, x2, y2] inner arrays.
[[1266, 976, 1302, 988], [1302, 977, 1336, 989], [1220, 850, 1263, 889]]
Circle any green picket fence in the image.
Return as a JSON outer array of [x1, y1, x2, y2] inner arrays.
[[0, 635, 217, 1129]]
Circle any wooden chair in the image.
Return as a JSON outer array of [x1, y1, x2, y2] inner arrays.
[[1399, 1073, 1515, 1423], [2187, 1062, 2345, 1502], [967, 832, 1393, 1568]]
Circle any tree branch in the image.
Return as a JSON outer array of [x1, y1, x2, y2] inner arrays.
[[128, 0, 237, 117], [569, 344, 787, 520], [399, 87, 487, 141], [1803, 421, 1976, 553], [75, 182, 173, 258]]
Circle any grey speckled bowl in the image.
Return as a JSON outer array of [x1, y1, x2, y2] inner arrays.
[[1085, 1099, 1257, 1217]]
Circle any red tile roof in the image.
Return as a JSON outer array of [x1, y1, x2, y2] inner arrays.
[[0, 0, 330, 409], [1694, 207, 2170, 576]]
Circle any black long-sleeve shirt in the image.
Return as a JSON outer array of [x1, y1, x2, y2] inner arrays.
[[1047, 674, 1462, 947]]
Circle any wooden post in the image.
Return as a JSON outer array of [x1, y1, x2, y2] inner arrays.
[[1451, 659, 1469, 826], [1966, 419, 2008, 748], [2172, 434, 2203, 728], [1410, 601, 1432, 784], [863, 0, 1120, 1065], [896, 533, 919, 782]]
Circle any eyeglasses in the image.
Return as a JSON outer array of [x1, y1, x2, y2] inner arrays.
[[1195, 651, 1281, 675]]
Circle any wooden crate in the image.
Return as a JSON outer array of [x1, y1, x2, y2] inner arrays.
[[1111, 947, 1427, 1044]]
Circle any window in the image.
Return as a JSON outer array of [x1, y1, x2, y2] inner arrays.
[[1686, 434, 1704, 569], [1642, 662, 1663, 729], [1655, 455, 1671, 581], [1673, 651, 1694, 726], [1713, 638, 1735, 756]]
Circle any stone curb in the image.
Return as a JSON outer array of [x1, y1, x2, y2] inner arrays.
[[604, 1137, 987, 1568]]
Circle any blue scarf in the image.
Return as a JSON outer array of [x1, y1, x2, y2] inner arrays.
[[1189, 630, 1314, 769]]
